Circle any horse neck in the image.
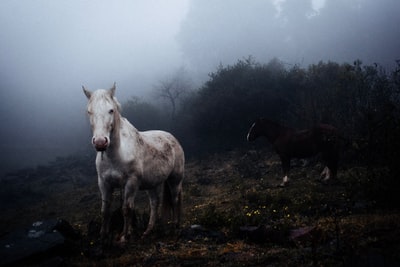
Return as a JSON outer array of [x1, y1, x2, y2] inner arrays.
[[109, 114, 142, 154], [107, 111, 123, 152], [261, 121, 291, 142]]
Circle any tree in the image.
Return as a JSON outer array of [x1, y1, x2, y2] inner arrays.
[[154, 67, 193, 121], [122, 96, 167, 131], [186, 57, 290, 152]]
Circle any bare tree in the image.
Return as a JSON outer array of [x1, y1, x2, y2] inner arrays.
[[155, 67, 193, 121]]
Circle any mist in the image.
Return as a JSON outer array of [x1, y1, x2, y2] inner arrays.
[[0, 0, 399, 174], [0, 0, 190, 174], [178, 0, 400, 76]]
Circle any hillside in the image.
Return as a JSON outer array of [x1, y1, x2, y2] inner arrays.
[[1, 149, 399, 266]]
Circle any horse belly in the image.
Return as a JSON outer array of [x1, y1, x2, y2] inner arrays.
[[289, 142, 318, 158], [140, 158, 174, 188], [121, 130, 184, 190], [139, 174, 168, 190]]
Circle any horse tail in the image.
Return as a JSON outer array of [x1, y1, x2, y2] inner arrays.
[[174, 184, 183, 226], [162, 181, 173, 222], [338, 133, 351, 148], [162, 176, 183, 226]]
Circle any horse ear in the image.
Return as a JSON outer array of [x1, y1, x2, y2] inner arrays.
[[82, 86, 91, 99], [109, 82, 116, 97]]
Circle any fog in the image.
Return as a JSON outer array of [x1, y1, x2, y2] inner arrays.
[[0, 0, 190, 173], [178, 0, 400, 76], [0, 0, 399, 174]]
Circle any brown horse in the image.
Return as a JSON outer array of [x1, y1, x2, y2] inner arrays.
[[247, 118, 339, 186]]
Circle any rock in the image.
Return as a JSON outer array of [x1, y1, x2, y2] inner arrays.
[[240, 225, 322, 245], [180, 225, 226, 243], [0, 219, 77, 266], [54, 219, 81, 240], [197, 177, 212, 185], [289, 226, 315, 240], [289, 225, 322, 246], [239, 225, 288, 244], [79, 193, 97, 203]]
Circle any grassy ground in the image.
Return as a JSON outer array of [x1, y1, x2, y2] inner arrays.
[[1, 149, 399, 266]]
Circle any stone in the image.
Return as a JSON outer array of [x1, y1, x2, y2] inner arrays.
[[0, 219, 77, 266]]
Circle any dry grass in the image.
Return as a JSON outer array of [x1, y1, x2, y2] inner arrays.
[[1, 149, 399, 266]]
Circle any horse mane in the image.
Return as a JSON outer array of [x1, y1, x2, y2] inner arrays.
[[112, 96, 122, 113], [259, 118, 294, 132]]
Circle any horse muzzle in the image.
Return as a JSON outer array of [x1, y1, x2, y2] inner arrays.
[[92, 136, 109, 151], [247, 134, 255, 142]]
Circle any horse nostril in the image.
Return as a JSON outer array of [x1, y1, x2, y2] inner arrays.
[[92, 136, 109, 151], [93, 137, 108, 145]]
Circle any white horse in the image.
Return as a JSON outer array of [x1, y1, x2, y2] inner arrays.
[[82, 83, 184, 243]]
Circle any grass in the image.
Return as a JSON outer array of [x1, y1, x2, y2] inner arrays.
[[1, 149, 399, 266]]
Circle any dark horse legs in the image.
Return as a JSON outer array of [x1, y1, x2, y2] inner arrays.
[[280, 156, 291, 187], [279, 151, 338, 186], [321, 150, 338, 182]]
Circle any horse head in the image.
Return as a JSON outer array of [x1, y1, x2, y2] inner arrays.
[[83, 83, 121, 151], [247, 118, 264, 141]]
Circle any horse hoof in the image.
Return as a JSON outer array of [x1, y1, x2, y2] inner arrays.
[[116, 235, 129, 246], [141, 230, 152, 239], [113, 236, 128, 248], [319, 177, 329, 184], [278, 182, 287, 188]]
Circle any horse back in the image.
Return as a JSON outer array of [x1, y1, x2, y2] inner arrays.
[[274, 125, 338, 158], [314, 124, 339, 143], [316, 124, 337, 133], [140, 130, 185, 169], [281, 129, 318, 157]]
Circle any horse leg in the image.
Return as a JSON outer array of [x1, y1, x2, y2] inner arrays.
[[329, 150, 338, 179], [143, 184, 162, 237], [322, 149, 338, 183], [325, 160, 338, 182], [280, 157, 290, 187], [320, 166, 331, 182], [98, 179, 112, 241], [120, 181, 138, 243]]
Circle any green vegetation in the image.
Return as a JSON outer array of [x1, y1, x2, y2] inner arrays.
[[3, 150, 399, 266], [124, 57, 400, 206], [3, 58, 399, 266]]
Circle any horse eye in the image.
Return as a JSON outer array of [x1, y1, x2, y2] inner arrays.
[[109, 109, 114, 114]]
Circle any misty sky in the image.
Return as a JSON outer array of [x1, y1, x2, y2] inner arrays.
[[0, 0, 399, 173]]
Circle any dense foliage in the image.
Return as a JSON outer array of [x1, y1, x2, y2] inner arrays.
[[124, 58, 399, 155], [123, 58, 400, 206], [3, 58, 399, 265]]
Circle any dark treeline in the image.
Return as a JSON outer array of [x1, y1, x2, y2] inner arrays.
[[124, 57, 399, 160], [122, 57, 400, 205]]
